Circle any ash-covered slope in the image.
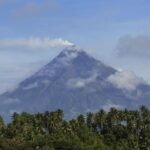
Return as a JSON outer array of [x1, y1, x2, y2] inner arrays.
[[0, 48, 150, 121]]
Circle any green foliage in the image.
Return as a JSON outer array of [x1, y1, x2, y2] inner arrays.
[[0, 106, 149, 150]]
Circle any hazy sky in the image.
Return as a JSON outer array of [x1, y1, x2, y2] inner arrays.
[[0, 0, 150, 93]]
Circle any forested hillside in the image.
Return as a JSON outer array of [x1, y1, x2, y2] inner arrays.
[[0, 106, 149, 150]]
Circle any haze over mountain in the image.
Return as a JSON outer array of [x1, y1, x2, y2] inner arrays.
[[0, 47, 150, 121]]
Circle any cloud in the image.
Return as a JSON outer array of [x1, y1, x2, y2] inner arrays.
[[11, 0, 58, 17], [56, 48, 79, 65], [0, 37, 74, 49], [116, 35, 150, 58], [0, 62, 44, 94], [67, 72, 98, 88], [107, 70, 145, 91], [22, 82, 38, 90]]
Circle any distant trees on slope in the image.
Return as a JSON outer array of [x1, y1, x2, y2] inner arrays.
[[0, 106, 149, 150]]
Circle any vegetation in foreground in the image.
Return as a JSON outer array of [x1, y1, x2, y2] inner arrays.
[[0, 106, 149, 150]]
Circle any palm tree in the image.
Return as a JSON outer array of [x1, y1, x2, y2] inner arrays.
[[77, 114, 85, 126], [0, 116, 4, 137], [95, 109, 106, 132], [86, 112, 95, 131], [106, 107, 119, 128]]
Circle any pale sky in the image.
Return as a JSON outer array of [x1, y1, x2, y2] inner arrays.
[[0, 0, 150, 93]]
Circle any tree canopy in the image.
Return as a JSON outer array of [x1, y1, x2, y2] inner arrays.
[[0, 106, 149, 150]]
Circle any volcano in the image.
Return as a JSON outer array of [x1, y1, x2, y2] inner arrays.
[[0, 47, 150, 121]]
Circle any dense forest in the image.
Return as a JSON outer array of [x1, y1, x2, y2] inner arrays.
[[0, 106, 149, 150]]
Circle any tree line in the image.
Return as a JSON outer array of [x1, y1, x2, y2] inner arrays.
[[0, 105, 149, 150]]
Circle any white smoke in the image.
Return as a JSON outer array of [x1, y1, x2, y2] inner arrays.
[[0, 37, 74, 49]]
